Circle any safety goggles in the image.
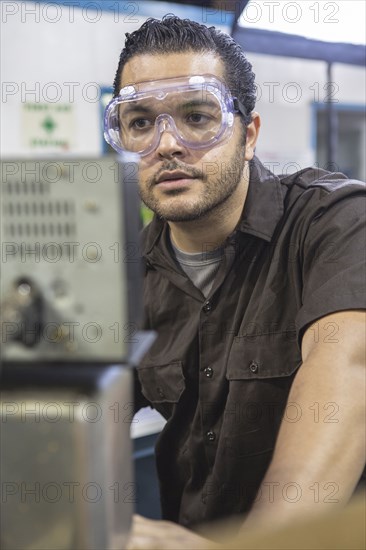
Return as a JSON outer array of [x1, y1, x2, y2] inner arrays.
[[104, 75, 247, 156]]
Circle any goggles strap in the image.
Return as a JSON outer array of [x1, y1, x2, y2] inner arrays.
[[233, 97, 248, 120]]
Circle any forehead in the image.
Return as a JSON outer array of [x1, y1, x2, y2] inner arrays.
[[120, 52, 226, 88]]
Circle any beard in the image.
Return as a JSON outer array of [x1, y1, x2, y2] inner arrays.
[[138, 139, 247, 223]]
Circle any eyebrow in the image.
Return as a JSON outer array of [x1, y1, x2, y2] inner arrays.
[[178, 99, 219, 110], [120, 98, 220, 116], [120, 102, 154, 116]]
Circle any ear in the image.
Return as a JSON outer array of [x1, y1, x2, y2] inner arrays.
[[244, 112, 261, 161]]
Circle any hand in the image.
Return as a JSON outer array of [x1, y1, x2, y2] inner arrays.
[[126, 514, 218, 550]]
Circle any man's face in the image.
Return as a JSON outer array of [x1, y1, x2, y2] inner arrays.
[[120, 52, 253, 222]]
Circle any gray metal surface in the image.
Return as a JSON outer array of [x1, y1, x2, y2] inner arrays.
[[1, 157, 139, 361], [0, 155, 144, 549], [1, 366, 134, 550]]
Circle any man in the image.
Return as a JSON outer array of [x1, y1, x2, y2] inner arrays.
[[104, 15, 365, 549]]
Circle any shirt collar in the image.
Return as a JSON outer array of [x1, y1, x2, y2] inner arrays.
[[142, 155, 285, 256], [236, 155, 284, 241]]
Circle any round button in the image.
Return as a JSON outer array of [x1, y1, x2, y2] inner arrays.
[[203, 301, 212, 313], [249, 361, 259, 373], [156, 386, 165, 398], [206, 431, 216, 442], [204, 367, 214, 378]]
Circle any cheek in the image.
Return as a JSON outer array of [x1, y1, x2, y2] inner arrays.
[[138, 163, 154, 184], [198, 147, 235, 178], [206, 131, 243, 164]]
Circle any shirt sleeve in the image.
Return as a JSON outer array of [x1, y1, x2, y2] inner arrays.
[[296, 184, 366, 343]]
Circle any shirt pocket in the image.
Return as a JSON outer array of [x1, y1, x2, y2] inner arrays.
[[136, 361, 185, 405], [226, 332, 302, 381], [223, 333, 302, 458]]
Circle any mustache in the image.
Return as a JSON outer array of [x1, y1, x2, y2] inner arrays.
[[149, 161, 205, 187]]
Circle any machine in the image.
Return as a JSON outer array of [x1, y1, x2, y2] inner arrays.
[[0, 156, 152, 549]]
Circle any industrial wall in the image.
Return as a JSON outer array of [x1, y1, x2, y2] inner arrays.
[[1, 1, 365, 177]]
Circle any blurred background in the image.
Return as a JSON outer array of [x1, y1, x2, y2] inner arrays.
[[1, 1, 365, 545], [1, 0, 365, 180]]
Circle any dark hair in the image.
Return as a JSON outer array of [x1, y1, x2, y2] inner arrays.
[[113, 15, 256, 126]]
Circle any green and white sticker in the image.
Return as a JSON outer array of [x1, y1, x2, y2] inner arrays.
[[22, 103, 75, 152]]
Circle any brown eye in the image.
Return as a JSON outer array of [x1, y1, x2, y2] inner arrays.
[[130, 118, 153, 130], [186, 113, 211, 125]]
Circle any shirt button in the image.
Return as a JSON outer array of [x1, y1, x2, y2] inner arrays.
[[203, 301, 212, 313], [249, 361, 259, 373], [156, 386, 165, 398], [206, 431, 216, 442], [204, 367, 214, 378]]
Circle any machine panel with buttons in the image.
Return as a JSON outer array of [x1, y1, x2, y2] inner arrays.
[[0, 156, 141, 362]]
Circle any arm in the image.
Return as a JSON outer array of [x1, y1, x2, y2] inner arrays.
[[126, 310, 365, 548], [241, 309, 366, 529]]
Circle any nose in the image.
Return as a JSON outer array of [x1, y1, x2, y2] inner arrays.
[[155, 117, 187, 159]]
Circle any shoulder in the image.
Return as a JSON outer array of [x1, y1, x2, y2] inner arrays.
[[278, 167, 365, 228], [247, 157, 365, 240], [280, 166, 365, 203]]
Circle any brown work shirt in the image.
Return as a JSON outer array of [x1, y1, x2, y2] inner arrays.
[[135, 156, 365, 529]]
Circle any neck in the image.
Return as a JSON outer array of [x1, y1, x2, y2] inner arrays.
[[168, 177, 249, 254]]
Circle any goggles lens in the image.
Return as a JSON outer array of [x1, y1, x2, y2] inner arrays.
[[104, 75, 242, 156]]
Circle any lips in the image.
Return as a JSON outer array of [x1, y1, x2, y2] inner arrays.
[[156, 170, 195, 184]]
